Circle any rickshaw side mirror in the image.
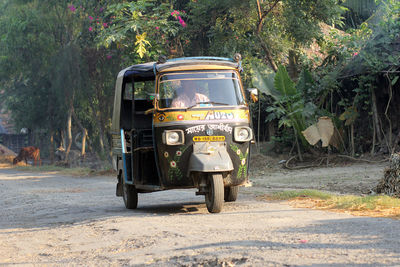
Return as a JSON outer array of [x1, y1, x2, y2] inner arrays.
[[146, 93, 159, 102], [247, 88, 258, 103]]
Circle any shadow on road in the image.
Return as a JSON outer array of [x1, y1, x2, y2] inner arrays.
[[0, 169, 219, 230]]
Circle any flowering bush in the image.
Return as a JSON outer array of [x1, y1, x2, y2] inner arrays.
[[171, 10, 187, 27]]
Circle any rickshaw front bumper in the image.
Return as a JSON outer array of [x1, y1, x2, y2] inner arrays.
[[188, 142, 233, 173]]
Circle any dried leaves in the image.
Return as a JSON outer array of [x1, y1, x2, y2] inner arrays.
[[376, 153, 400, 197]]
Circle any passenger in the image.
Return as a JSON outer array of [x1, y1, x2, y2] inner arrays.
[[171, 80, 209, 108]]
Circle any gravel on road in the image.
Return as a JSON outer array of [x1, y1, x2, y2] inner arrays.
[[1, 168, 400, 266]]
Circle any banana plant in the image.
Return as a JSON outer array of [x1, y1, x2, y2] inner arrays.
[[262, 65, 317, 159]]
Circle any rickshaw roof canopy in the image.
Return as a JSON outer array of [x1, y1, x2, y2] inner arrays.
[[121, 57, 240, 81]]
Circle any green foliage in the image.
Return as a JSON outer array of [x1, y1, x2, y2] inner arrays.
[[339, 106, 359, 126], [1, 0, 397, 157], [0, 1, 122, 156], [283, 0, 345, 44], [98, 0, 185, 60], [265, 65, 317, 146], [274, 65, 297, 97]]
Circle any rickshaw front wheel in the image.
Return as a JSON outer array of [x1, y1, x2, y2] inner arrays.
[[122, 179, 138, 209], [224, 186, 239, 202], [205, 173, 224, 213]]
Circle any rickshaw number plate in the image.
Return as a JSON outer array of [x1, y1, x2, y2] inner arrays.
[[193, 136, 225, 142]]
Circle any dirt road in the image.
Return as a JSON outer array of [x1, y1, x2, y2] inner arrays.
[[1, 167, 400, 266]]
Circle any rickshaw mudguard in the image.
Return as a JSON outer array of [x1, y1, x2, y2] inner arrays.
[[188, 142, 233, 173]]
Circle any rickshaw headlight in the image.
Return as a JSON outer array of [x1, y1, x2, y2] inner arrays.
[[234, 127, 253, 142], [163, 130, 185, 145], [168, 132, 180, 143]]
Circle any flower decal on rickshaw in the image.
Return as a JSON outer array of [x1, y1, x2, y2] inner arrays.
[[230, 144, 249, 179], [167, 145, 189, 181], [177, 114, 184, 120], [164, 152, 169, 158]]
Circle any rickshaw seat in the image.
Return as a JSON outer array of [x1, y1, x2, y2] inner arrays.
[[133, 99, 153, 130]]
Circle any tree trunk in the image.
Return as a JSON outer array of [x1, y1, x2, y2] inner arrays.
[[81, 129, 87, 157], [89, 101, 110, 158], [49, 131, 54, 164], [371, 117, 376, 155], [351, 124, 355, 157], [65, 107, 73, 161], [59, 130, 65, 149], [99, 114, 111, 160], [256, 35, 278, 72], [255, 0, 280, 72], [371, 87, 383, 145], [268, 122, 276, 141], [71, 108, 89, 157], [294, 131, 303, 161], [288, 50, 298, 80]]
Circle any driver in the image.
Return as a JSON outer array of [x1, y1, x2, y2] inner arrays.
[[171, 80, 209, 108]]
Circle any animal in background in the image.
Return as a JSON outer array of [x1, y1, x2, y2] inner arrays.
[[13, 146, 41, 166]]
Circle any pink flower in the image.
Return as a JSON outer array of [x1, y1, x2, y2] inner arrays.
[[88, 26, 93, 32], [155, 26, 159, 30], [106, 55, 112, 59], [177, 16, 186, 27], [353, 52, 359, 56], [68, 5, 76, 12], [88, 16, 94, 21], [103, 22, 108, 28], [171, 10, 180, 17]]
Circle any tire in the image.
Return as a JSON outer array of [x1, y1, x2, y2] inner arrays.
[[224, 186, 239, 202], [205, 173, 224, 213], [122, 175, 138, 209]]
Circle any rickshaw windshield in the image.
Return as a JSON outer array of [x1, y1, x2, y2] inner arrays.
[[157, 70, 245, 109]]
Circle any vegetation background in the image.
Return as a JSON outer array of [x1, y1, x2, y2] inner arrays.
[[0, 0, 398, 164]]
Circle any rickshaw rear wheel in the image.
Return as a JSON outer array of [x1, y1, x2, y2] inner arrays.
[[224, 186, 239, 202], [122, 178, 138, 209], [205, 173, 224, 213]]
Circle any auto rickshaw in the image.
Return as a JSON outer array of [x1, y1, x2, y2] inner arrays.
[[111, 55, 254, 213]]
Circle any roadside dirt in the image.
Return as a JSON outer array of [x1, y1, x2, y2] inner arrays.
[[248, 154, 387, 195], [1, 159, 399, 266]]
